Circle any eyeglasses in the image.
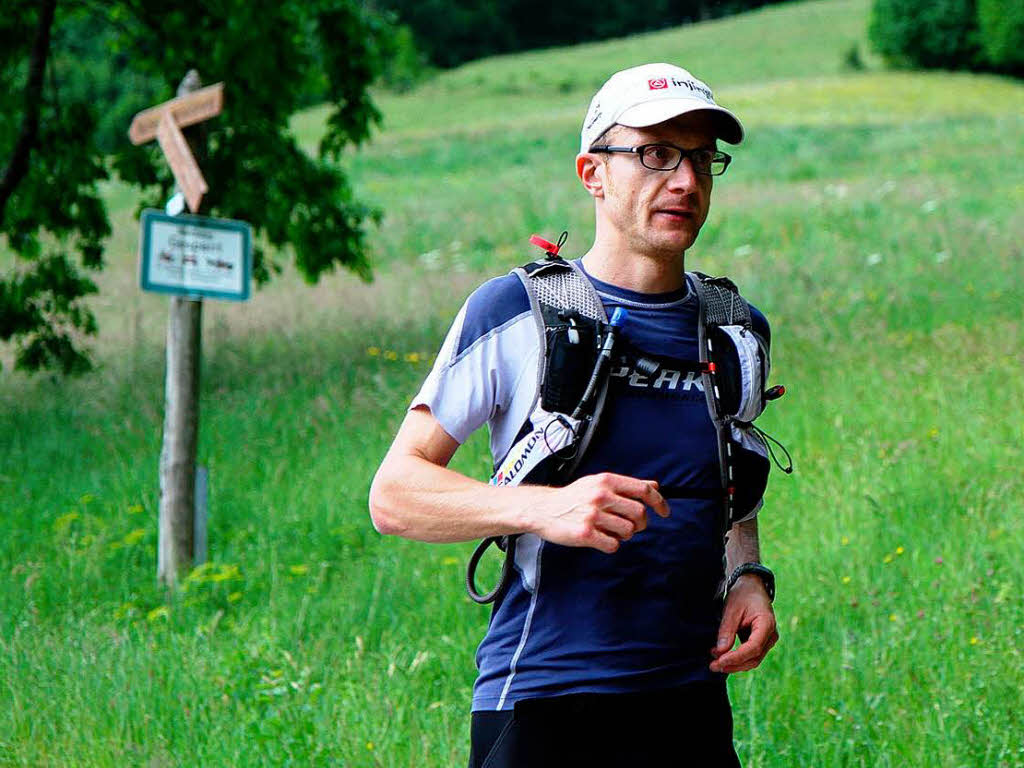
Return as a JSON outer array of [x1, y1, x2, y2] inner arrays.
[[588, 143, 732, 176]]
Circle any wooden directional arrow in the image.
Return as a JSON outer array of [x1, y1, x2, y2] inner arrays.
[[129, 82, 224, 146], [156, 110, 209, 214], [129, 82, 223, 213]]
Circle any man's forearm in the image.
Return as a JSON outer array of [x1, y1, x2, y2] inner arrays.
[[369, 452, 544, 543], [725, 516, 760, 574], [368, 409, 669, 552]]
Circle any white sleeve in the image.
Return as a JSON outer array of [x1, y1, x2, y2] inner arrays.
[[410, 285, 538, 450]]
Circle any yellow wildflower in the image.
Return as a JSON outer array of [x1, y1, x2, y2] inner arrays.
[[289, 564, 309, 576], [122, 528, 146, 546], [53, 511, 79, 532], [366, 346, 380, 356], [208, 565, 240, 582], [186, 562, 241, 584], [147, 605, 170, 622]]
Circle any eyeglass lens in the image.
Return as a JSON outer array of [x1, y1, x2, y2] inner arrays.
[[640, 145, 726, 175]]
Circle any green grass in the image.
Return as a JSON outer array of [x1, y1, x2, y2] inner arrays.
[[2, 0, 1024, 764]]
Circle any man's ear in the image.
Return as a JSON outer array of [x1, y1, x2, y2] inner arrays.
[[576, 153, 605, 199]]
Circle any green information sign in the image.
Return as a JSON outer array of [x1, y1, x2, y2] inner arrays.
[[139, 209, 252, 301]]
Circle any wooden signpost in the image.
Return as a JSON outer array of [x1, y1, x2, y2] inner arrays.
[[130, 72, 235, 587], [129, 81, 223, 213]]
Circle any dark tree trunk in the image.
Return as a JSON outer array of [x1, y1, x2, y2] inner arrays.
[[0, 0, 58, 227]]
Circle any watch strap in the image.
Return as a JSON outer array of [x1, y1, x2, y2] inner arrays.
[[727, 562, 775, 602]]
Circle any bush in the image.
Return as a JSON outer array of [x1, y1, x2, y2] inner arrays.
[[869, 0, 982, 70], [978, 0, 1024, 72], [378, 23, 433, 93]]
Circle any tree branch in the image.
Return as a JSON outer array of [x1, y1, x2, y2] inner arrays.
[[0, 0, 58, 228]]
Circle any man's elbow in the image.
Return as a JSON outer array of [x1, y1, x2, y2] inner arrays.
[[368, 469, 406, 536]]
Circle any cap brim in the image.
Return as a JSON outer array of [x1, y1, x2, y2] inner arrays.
[[617, 100, 744, 145]]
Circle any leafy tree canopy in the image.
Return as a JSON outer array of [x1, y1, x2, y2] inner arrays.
[[1, 0, 393, 374]]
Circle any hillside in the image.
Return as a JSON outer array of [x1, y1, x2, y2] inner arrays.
[[1, 0, 1022, 764]]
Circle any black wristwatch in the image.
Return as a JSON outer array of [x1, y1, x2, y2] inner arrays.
[[727, 563, 775, 602]]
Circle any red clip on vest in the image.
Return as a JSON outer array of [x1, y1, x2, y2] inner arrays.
[[529, 234, 561, 256]]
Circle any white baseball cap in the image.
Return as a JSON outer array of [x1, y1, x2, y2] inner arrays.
[[580, 63, 744, 153]]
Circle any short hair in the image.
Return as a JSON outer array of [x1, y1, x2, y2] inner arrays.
[[588, 123, 625, 149]]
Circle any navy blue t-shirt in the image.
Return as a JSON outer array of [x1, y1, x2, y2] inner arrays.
[[411, 260, 769, 711]]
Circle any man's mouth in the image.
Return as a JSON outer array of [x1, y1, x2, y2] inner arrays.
[[654, 208, 694, 220]]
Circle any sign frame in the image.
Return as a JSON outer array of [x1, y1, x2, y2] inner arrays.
[[139, 208, 252, 301]]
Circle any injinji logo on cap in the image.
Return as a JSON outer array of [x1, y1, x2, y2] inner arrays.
[[648, 78, 668, 90]]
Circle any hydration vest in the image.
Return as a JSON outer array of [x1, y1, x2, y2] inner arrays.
[[466, 234, 791, 603]]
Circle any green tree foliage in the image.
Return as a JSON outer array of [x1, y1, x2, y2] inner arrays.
[[1, 0, 392, 374], [1, 0, 110, 374], [49, 10, 166, 154], [978, 0, 1024, 73], [869, 0, 1023, 74], [868, 0, 982, 70]]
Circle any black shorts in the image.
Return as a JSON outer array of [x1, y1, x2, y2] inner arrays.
[[468, 679, 741, 768]]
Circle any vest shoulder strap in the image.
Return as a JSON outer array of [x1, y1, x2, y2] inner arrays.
[[687, 270, 756, 536], [466, 256, 612, 605], [514, 257, 607, 323], [688, 271, 752, 329], [511, 256, 609, 478]]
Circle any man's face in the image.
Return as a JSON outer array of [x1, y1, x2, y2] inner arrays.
[[581, 113, 719, 260]]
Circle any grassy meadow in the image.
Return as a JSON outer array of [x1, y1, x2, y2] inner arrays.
[[2, 0, 1023, 764]]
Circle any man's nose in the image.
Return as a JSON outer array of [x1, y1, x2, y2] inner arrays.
[[666, 156, 700, 193]]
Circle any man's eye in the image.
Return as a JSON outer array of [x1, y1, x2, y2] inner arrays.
[[644, 145, 676, 166], [691, 150, 713, 169]]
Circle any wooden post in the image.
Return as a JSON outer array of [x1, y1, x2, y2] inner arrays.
[[157, 70, 206, 586]]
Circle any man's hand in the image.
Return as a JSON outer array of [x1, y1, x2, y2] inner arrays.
[[709, 574, 779, 673], [529, 472, 670, 553]]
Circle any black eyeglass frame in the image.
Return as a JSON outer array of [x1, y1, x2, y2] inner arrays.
[[588, 143, 732, 176]]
